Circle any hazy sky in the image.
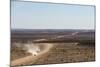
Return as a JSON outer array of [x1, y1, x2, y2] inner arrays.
[[11, 1, 95, 29]]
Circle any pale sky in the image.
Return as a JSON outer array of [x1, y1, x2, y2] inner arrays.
[[11, 1, 95, 29]]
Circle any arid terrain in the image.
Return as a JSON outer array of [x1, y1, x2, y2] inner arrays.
[[11, 29, 95, 66]]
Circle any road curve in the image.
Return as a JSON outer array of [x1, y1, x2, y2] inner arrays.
[[11, 43, 53, 66]]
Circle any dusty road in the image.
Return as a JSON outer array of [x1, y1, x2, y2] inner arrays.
[[11, 43, 53, 66]]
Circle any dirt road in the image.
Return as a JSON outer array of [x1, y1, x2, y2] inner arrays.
[[11, 43, 53, 66]]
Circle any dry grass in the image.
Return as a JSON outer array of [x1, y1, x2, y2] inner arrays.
[[11, 43, 95, 66], [31, 43, 95, 65], [11, 46, 32, 61]]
